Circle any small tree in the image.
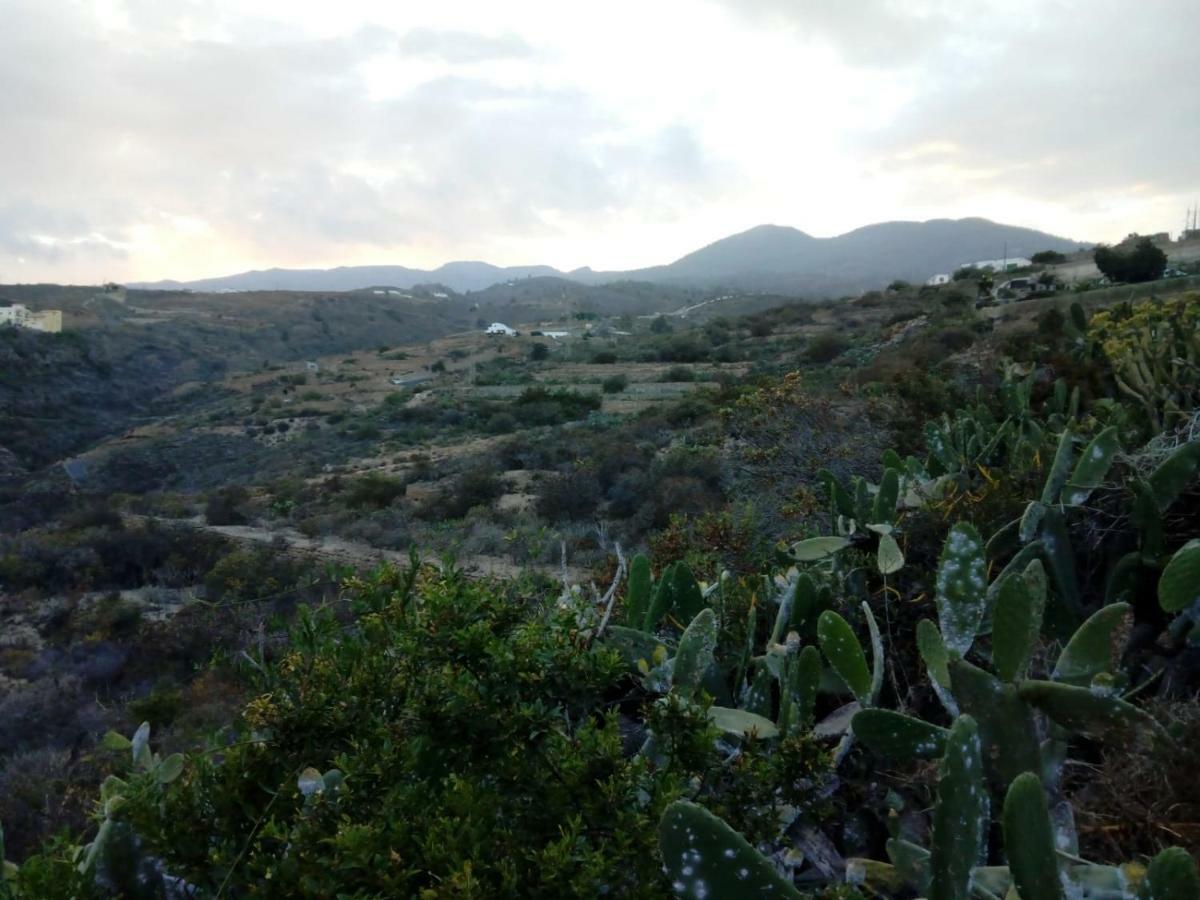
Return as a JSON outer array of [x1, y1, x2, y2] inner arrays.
[[1094, 238, 1167, 284], [602, 373, 628, 394], [1031, 250, 1067, 265], [529, 343, 550, 362]]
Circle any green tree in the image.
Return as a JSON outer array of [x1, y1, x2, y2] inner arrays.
[[1093, 238, 1167, 283], [1031, 250, 1067, 265]]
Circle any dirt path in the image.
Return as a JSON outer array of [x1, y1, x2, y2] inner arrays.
[[128, 514, 591, 584]]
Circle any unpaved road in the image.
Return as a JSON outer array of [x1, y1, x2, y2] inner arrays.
[[128, 514, 592, 584]]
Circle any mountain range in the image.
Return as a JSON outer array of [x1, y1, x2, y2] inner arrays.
[[133, 217, 1087, 296]]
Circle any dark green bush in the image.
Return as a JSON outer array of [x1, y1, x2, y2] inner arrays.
[[344, 473, 406, 509], [109, 573, 694, 897], [802, 333, 849, 363], [601, 373, 628, 394]]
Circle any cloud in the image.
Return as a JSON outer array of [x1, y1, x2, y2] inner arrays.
[[865, 1, 1200, 207], [395, 28, 534, 63], [0, 0, 1193, 281], [714, 0, 960, 66], [0, 0, 725, 279]]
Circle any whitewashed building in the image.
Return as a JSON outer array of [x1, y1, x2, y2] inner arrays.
[[0, 303, 62, 333], [485, 322, 518, 336]]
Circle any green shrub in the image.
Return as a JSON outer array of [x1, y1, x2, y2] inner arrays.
[[802, 333, 849, 363], [344, 473, 406, 509], [659, 366, 694, 383], [204, 486, 250, 526], [104, 574, 690, 897], [601, 373, 628, 394]]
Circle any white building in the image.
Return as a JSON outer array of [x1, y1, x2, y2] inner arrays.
[[925, 273, 952, 286], [966, 257, 1032, 272], [485, 322, 518, 336], [0, 303, 62, 333]]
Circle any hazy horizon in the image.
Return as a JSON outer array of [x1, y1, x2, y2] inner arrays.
[[2, 0, 1196, 284]]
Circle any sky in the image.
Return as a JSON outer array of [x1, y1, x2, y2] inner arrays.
[[1, 0, 1197, 283]]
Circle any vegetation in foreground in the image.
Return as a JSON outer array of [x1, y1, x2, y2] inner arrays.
[[3, 290, 1200, 897]]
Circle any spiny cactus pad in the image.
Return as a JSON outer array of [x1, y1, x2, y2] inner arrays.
[[949, 658, 1042, 789], [992, 558, 1047, 682], [1003, 772, 1065, 900], [929, 715, 988, 900], [851, 709, 948, 760], [817, 610, 872, 704], [1018, 679, 1159, 737], [935, 523, 988, 656], [1051, 603, 1130, 686], [626, 553, 653, 629], [658, 800, 802, 899], [1063, 425, 1120, 505], [672, 609, 718, 700], [1159, 539, 1200, 613], [1141, 846, 1200, 900]]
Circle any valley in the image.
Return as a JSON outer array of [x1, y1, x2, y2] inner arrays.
[[3, 260, 1200, 896]]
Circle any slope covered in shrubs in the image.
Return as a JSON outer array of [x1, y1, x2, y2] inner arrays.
[[4, 295, 1200, 898]]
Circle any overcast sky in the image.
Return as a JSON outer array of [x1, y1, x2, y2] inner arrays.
[[2, 0, 1197, 283]]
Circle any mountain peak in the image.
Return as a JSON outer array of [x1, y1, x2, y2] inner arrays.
[[131, 217, 1087, 297]]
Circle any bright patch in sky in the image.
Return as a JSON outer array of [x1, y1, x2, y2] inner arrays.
[[0, 0, 1195, 282]]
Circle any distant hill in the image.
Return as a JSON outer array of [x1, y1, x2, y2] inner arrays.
[[133, 218, 1087, 297], [138, 262, 561, 295]]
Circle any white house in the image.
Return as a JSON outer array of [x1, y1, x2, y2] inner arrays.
[[0, 303, 62, 333], [966, 257, 1033, 272], [485, 322, 518, 336], [925, 273, 952, 286]]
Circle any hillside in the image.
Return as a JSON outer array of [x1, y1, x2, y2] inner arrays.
[[132, 217, 1087, 297], [4, 270, 1200, 896]]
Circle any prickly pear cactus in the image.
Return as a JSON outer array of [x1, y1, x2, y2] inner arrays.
[[744, 665, 773, 718], [992, 559, 1047, 682], [672, 609, 718, 700], [935, 523, 988, 656], [1003, 772, 1065, 900], [1147, 442, 1200, 512], [1052, 602, 1130, 686], [949, 658, 1042, 790], [626, 553, 652, 629], [789, 572, 820, 637], [1062, 425, 1120, 505], [644, 561, 676, 632], [851, 709, 948, 760], [817, 610, 871, 704], [1041, 427, 1076, 505], [658, 800, 802, 899], [672, 563, 706, 625], [873, 467, 900, 525], [1018, 679, 1161, 738], [1159, 539, 1200, 613], [877, 532, 905, 575], [929, 715, 988, 900], [1141, 846, 1200, 900], [795, 644, 821, 730]]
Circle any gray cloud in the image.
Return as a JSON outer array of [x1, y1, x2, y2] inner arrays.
[[864, 0, 1200, 205], [715, 0, 958, 66], [0, 0, 1193, 281], [0, 1, 721, 277], [395, 28, 534, 63]]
